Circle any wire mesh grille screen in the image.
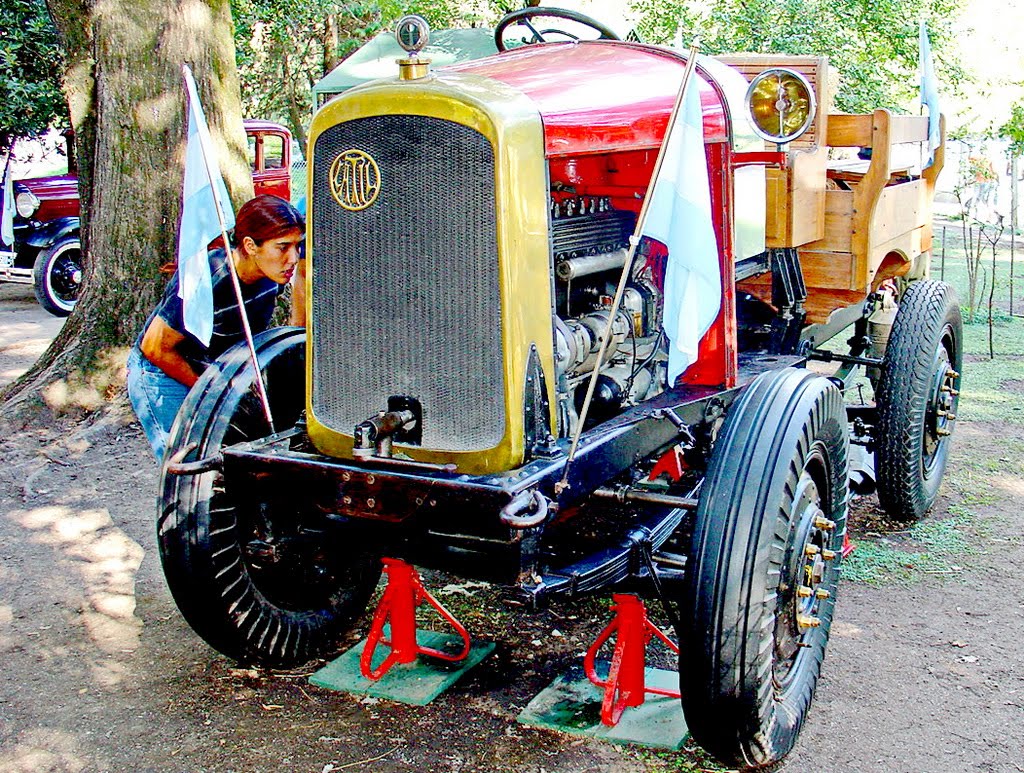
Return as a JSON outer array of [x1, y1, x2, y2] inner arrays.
[[310, 115, 505, 451]]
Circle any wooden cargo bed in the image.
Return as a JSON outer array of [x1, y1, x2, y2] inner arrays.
[[718, 54, 945, 323]]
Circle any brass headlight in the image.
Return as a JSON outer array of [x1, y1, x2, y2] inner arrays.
[[745, 68, 816, 144], [15, 190, 40, 219]]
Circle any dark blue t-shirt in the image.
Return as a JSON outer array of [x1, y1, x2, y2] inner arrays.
[[134, 248, 280, 373]]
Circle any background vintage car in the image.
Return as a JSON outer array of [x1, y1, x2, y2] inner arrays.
[[0, 119, 292, 316]]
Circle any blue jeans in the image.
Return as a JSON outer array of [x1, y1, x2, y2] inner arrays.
[[126, 347, 191, 461]]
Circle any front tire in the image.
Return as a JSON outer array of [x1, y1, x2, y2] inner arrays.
[[33, 235, 82, 316], [158, 327, 381, 667], [875, 280, 962, 521], [678, 368, 849, 769]]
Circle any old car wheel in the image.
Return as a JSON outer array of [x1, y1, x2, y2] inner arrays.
[[158, 327, 381, 667], [32, 235, 82, 316], [678, 367, 849, 769], [875, 280, 962, 522]]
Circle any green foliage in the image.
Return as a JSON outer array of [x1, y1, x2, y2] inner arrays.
[[232, 0, 505, 146], [232, 0, 385, 147], [631, 0, 965, 113], [0, 0, 68, 149], [999, 100, 1024, 157], [382, 0, 503, 29]]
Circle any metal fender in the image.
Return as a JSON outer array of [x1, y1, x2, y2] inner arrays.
[[24, 217, 80, 249]]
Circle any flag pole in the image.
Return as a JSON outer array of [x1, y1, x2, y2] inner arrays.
[[182, 65, 275, 434], [554, 39, 702, 496]]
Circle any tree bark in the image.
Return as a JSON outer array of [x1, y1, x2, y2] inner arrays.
[[3, 0, 251, 408]]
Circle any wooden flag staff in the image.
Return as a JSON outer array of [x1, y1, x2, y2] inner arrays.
[[182, 65, 275, 434]]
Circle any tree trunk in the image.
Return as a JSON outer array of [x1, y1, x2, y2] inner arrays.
[[323, 14, 340, 75], [2, 0, 251, 408]]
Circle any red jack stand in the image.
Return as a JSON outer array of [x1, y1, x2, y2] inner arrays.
[[359, 558, 471, 681], [841, 532, 855, 558], [583, 594, 681, 726]]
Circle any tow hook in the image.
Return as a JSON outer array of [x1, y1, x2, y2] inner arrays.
[[500, 489, 551, 529]]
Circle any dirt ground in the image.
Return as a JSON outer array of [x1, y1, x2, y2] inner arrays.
[[1, 282, 1023, 773]]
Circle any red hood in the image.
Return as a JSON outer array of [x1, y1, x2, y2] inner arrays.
[[17, 174, 80, 202], [444, 41, 728, 157]]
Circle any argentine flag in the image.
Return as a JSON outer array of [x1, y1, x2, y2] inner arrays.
[[178, 65, 235, 346], [919, 21, 941, 166], [642, 78, 721, 384]]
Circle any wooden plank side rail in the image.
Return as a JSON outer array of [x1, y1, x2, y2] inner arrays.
[[826, 114, 872, 148]]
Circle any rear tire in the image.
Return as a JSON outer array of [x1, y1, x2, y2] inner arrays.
[[33, 235, 82, 316], [158, 327, 381, 667], [679, 368, 849, 769], [875, 280, 962, 521]]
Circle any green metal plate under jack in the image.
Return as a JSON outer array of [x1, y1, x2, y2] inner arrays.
[[308, 629, 496, 706], [517, 663, 689, 749]]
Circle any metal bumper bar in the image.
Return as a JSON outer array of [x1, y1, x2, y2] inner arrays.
[[220, 383, 741, 533]]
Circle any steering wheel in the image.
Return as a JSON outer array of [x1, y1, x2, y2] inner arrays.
[[494, 7, 621, 52]]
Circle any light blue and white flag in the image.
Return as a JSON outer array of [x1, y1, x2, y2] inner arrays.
[[1, 156, 15, 249], [178, 64, 235, 346], [642, 79, 720, 384], [919, 20, 941, 166]]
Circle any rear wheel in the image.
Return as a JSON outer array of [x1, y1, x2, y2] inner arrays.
[[678, 368, 849, 768], [158, 327, 381, 667], [875, 280, 962, 521], [33, 235, 82, 316]]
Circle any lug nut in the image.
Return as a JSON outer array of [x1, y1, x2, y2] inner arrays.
[[937, 427, 952, 437], [797, 614, 822, 629], [946, 369, 960, 379], [815, 588, 831, 600], [821, 548, 837, 561], [797, 585, 813, 598], [813, 516, 836, 531], [805, 544, 821, 557]]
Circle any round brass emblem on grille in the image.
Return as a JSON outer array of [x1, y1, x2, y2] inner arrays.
[[329, 150, 381, 211]]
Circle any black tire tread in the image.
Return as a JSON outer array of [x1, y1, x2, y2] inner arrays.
[[680, 367, 849, 768], [32, 236, 80, 317], [158, 327, 379, 667], [876, 280, 962, 521]]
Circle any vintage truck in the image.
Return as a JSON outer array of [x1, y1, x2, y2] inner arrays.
[[157, 9, 959, 769], [0, 119, 293, 315]]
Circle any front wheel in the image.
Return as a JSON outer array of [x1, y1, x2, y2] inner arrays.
[[33, 235, 82, 316], [158, 328, 381, 667], [678, 368, 849, 769]]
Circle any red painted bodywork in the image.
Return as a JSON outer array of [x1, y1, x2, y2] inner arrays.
[[446, 41, 728, 157], [16, 119, 292, 222], [18, 175, 79, 223], [451, 41, 737, 387]]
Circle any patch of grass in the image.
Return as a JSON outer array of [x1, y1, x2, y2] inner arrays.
[[627, 742, 733, 772], [843, 514, 975, 587]]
